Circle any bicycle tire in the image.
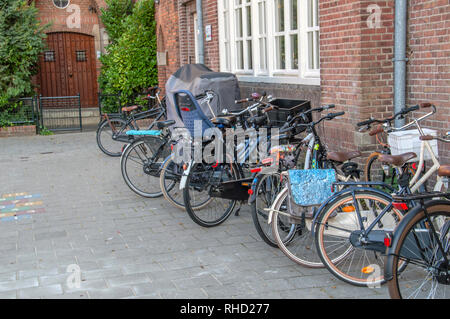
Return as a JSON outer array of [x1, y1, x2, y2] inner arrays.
[[387, 202, 450, 299], [96, 118, 134, 157], [251, 173, 283, 247], [159, 155, 212, 210], [183, 163, 238, 227], [120, 137, 168, 198], [271, 187, 325, 267], [315, 189, 404, 287]]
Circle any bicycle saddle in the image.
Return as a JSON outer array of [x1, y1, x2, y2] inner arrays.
[[122, 105, 141, 112], [211, 116, 236, 127], [438, 165, 450, 177], [327, 151, 361, 163], [154, 120, 175, 129], [377, 152, 417, 167]]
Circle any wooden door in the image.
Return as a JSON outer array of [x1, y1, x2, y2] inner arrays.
[[38, 32, 98, 107]]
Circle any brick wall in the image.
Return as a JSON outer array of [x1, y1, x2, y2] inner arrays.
[[319, 0, 395, 159], [155, 0, 220, 92], [407, 0, 450, 164], [35, 0, 107, 78], [0, 126, 36, 138]]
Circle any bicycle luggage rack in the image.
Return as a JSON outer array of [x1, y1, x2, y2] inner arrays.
[[209, 177, 254, 201]]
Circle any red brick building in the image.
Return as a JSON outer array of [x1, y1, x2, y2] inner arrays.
[[155, 0, 449, 163], [33, 0, 109, 108]]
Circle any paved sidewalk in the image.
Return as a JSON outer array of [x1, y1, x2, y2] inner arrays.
[[0, 132, 389, 299]]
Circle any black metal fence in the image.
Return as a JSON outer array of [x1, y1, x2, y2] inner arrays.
[[0, 97, 39, 132], [39, 94, 82, 132]]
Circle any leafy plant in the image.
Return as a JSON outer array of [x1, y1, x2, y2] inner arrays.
[[98, 0, 157, 113], [38, 125, 53, 135], [0, 0, 48, 126]]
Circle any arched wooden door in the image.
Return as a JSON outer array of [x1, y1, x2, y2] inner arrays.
[[38, 32, 98, 108]]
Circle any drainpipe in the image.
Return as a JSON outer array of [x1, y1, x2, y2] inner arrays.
[[393, 0, 408, 128], [196, 0, 205, 64]]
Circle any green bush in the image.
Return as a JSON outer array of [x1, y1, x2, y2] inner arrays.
[[0, 0, 48, 125], [99, 0, 158, 113]]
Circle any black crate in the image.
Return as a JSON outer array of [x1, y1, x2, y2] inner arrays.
[[268, 99, 311, 123]]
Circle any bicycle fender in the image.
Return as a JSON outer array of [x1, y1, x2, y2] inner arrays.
[[247, 173, 262, 204], [311, 186, 393, 237], [384, 200, 450, 281], [179, 160, 193, 190]]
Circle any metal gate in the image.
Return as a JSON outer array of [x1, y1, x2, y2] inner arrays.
[[39, 94, 82, 132]]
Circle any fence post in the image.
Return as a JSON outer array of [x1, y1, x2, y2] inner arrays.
[[39, 94, 43, 133], [78, 93, 82, 131], [98, 92, 102, 119]]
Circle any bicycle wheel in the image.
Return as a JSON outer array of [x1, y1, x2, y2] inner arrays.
[[251, 173, 284, 247], [97, 118, 133, 157], [315, 189, 403, 287], [159, 155, 212, 210], [120, 137, 169, 198], [388, 202, 450, 299], [271, 187, 325, 267], [365, 152, 398, 187], [183, 163, 238, 227]]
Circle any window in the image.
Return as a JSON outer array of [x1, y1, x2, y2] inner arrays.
[[44, 51, 55, 62], [218, 0, 320, 85], [76, 50, 87, 62], [53, 0, 70, 9]]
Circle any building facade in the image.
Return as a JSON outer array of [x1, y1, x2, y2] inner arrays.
[[155, 0, 449, 163], [33, 0, 109, 108]]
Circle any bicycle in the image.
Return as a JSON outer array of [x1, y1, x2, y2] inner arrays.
[[96, 86, 167, 157], [119, 119, 175, 198], [248, 104, 344, 248], [177, 90, 280, 227], [313, 103, 449, 287], [385, 187, 450, 299], [358, 104, 429, 188], [265, 110, 363, 267]]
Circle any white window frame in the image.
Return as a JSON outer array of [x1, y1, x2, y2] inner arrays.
[[218, 0, 320, 85]]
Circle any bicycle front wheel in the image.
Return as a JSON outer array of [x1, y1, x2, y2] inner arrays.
[[271, 187, 324, 267], [315, 189, 403, 287], [120, 137, 169, 198], [183, 163, 238, 227], [388, 202, 450, 299]]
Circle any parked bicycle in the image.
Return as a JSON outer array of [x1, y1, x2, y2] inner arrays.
[[385, 187, 450, 299], [313, 103, 449, 287], [96, 86, 167, 157]]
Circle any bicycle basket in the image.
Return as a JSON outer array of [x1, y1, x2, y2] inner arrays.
[[287, 169, 336, 207]]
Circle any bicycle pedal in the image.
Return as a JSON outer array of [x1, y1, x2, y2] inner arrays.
[[234, 206, 241, 216]]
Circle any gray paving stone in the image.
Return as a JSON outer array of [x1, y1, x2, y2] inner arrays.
[[17, 284, 63, 299], [0, 132, 386, 299]]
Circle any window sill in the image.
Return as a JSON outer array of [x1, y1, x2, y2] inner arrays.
[[236, 74, 320, 86]]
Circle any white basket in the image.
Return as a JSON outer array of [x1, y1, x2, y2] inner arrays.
[[388, 128, 438, 162]]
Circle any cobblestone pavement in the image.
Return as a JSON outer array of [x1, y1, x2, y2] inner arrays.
[[0, 132, 390, 299]]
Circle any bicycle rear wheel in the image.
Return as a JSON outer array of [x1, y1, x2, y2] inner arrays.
[[315, 189, 403, 287], [388, 203, 450, 299], [183, 163, 238, 227], [97, 118, 133, 157], [251, 173, 284, 247], [271, 187, 324, 267], [120, 137, 169, 198]]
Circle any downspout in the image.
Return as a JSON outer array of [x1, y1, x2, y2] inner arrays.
[[394, 0, 408, 128], [196, 0, 205, 64]]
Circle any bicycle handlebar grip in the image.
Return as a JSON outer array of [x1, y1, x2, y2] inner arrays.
[[262, 105, 278, 113], [357, 119, 374, 127], [419, 135, 434, 141], [420, 102, 433, 108], [235, 98, 250, 104], [369, 126, 384, 136], [323, 104, 335, 110], [329, 111, 345, 118]]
